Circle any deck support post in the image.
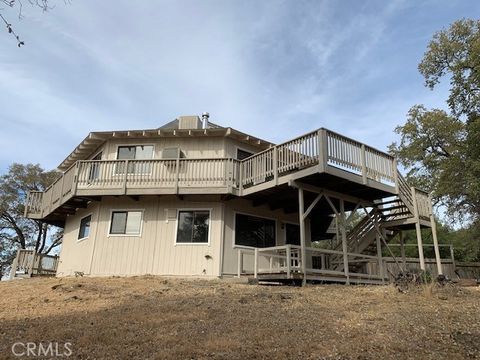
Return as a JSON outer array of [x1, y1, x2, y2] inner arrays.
[[298, 187, 307, 286], [429, 195, 443, 276], [286, 245, 291, 279], [399, 231, 407, 271], [254, 248, 258, 279], [374, 212, 385, 283], [412, 187, 426, 271], [339, 199, 350, 285], [450, 245, 456, 273]]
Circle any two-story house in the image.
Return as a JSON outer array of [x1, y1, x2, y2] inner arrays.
[[23, 114, 444, 284]]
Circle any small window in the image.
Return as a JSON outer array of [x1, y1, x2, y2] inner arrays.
[[176, 210, 210, 244], [162, 147, 185, 159], [237, 148, 254, 160], [235, 213, 276, 248], [78, 215, 92, 240], [109, 211, 143, 235]]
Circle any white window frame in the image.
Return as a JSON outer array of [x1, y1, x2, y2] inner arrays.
[[174, 208, 212, 246], [107, 209, 145, 237], [114, 144, 156, 160], [232, 211, 277, 249], [77, 213, 93, 242], [114, 144, 156, 176]]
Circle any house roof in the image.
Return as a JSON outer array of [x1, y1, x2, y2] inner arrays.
[[57, 117, 274, 171]]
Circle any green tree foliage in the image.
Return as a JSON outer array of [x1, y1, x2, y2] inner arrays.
[[418, 19, 480, 118], [389, 18, 480, 263], [0, 163, 62, 278], [390, 19, 480, 224]]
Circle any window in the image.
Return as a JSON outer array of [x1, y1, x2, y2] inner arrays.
[[116, 145, 154, 174], [237, 148, 254, 160], [235, 213, 276, 248], [285, 223, 300, 245], [176, 210, 210, 244], [88, 152, 102, 181], [109, 211, 143, 235], [162, 147, 182, 159], [78, 215, 92, 240]]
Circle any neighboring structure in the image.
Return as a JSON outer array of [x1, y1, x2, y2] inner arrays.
[[24, 114, 444, 284]]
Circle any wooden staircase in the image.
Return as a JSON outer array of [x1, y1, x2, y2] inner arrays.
[[329, 171, 431, 274]]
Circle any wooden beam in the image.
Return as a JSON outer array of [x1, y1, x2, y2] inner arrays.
[[412, 187, 426, 271], [298, 187, 307, 287], [339, 199, 350, 285], [303, 193, 323, 220], [288, 181, 373, 208], [429, 195, 443, 276]]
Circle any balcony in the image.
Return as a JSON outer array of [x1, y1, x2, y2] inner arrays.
[[25, 128, 400, 223]]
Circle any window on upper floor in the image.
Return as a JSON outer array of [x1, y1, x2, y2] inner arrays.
[[78, 215, 92, 240], [237, 148, 254, 160], [234, 213, 276, 248], [116, 145, 154, 174], [162, 147, 185, 159], [109, 211, 143, 235], [176, 210, 210, 244]]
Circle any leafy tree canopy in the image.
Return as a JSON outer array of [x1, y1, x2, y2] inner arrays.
[[390, 19, 480, 225], [0, 163, 62, 278]]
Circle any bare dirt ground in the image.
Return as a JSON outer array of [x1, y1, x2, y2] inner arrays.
[[0, 276, 479, 360]]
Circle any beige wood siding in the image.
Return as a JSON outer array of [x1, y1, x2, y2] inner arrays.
[[56, 203, 99, 276], [224, 138, 266, 159], [57, 195, 223, 277], [103, 137, 226, 160], [221, 198, 311, 275]]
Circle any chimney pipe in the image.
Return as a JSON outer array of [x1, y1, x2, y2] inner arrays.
[[201, 112, 209, 129]]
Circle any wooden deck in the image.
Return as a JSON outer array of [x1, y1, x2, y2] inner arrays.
[[25, 128, 404, 224], [236, 245, 388, 285]]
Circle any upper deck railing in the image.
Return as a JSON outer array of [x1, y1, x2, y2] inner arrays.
[[25, 128, 403, 219]]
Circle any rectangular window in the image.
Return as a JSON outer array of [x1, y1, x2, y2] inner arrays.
[[235, 213, 276, 248], [109, 211, 143, 235], [237, 148, 254, 160], [176, 210, 210, 244], [116, 145, 154, 174], [78, 215, 92, 240], [88, 152, 103, 181]]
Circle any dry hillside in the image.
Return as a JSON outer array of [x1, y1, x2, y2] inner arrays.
[[0, 276, 479, 359]]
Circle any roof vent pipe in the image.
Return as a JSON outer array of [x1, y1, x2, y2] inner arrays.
[[202, 112, 209, 129]]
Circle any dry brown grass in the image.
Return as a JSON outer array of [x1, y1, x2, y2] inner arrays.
[[0, 276, 479, 359]]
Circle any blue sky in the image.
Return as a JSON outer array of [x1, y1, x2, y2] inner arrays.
[[0, 0, 477, 172]]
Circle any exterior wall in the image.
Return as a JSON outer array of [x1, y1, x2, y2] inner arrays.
[[224, 138, 266, 159], [56, 203, 100, 276], [101, 137, 226, 160], [221, 197, 311, 275], [57, 195, 224, 277], [82, 137, 266, 163]]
